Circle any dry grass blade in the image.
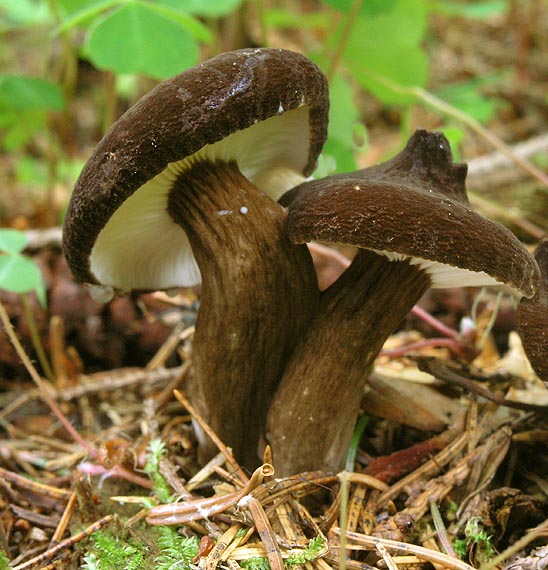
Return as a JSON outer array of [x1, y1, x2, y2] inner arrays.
[[341, 473, 390, 492], [378, 430, 468, 506], [49, 491, 77, 546], [146, 322, 188, 370], [12, 514, 113, 570], [56, 365, 187, 400], [330, 527, 476, 570], [399, 428, 511, 527], [255, 472, 339, 506], [239, 495, 284, 570], [204, 524, 243, 570], [187, 452, 230, 491], [0, 466, 72, 500], [375, 542, 399, 570], [146, 463, 274, 525], [275, 502, 308, 545]]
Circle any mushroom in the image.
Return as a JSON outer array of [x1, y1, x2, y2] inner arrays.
[[63, 48, 329, 468], [516, 237, 548, 382], [266, 130, 540, 475]]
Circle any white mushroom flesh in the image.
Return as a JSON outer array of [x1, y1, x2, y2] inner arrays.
[[89, 107, 310, 292], [373, 249, 524, 298]]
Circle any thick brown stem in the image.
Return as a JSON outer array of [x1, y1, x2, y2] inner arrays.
[[168, 160, 318, 469], [266, 250, 431, 475]]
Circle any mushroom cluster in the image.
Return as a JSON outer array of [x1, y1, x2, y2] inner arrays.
[[63, 48, 542, 475]]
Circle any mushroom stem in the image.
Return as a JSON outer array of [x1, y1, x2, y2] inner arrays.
[[168, 160, 319, 469], [266, 249, 430, 475]]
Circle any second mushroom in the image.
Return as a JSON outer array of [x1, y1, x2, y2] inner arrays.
[[266, 130, 540, 475]]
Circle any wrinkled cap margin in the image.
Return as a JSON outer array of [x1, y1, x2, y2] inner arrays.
[[284, 130, 540, 298], [62, 48, 329, 296]]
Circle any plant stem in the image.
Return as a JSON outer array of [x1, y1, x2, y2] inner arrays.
[[21, 293, 55, 382], [410, 304, 460, 339], [327, 0, 363, 81], [345, 415, 368, 472]]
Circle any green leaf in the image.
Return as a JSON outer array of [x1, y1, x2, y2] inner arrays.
[[0, 548, 11, 570], [264, 8, 330, 30], [320, 0, 397, 17], [55, 0, 106, 16], [435, 78, 500, 124], [322, 73, 366, 172], [0, 75, 65, 112], [341, 0, 428, 104], [154, 528, 199, 569], [240, 558, 271, 570], [53, 0, 123, 35], [87, 1, 199, 78], [431, 0, 508, 20], [157, 0, 244, 18], [0, 229, 28, 254], [286, 537, 326, 565], [0, 109, 47, 151], [439, 126, 464, 162], [0, 0, 52, 27], [144, 2, 212, 43], [0, 254, 46, 305]]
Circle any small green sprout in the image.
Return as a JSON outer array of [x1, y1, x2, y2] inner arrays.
[[80, 530, 146, 570], [240, 557, 271, 570], [0, 550, 12, 570], [286, 536, 326, 565], [453, 517, 496, 565], [239, 536, 326, 570], [143, 438, 174, 503], [153, 527, 199, 570]]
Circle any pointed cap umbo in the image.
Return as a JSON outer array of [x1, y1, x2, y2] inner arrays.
[[516, 237, 548, 381], [62, 48, 329, 300], [284, 130, 540, 298]]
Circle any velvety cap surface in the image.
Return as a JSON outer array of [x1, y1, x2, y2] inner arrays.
[[63, 48, 329, 292]]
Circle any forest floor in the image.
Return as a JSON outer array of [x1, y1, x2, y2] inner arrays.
[[1, 3, 548, 570]]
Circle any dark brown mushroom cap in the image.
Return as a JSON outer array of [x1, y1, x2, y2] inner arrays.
[[284, 130, 540, 298], [63, 48, 329, 293], [517, 237, 548, 381]]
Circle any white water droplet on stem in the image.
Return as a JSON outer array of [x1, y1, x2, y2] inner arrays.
[[88, 284, 115, 304]]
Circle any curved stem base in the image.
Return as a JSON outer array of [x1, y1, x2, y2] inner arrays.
[[266, 249, 430, 475]]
